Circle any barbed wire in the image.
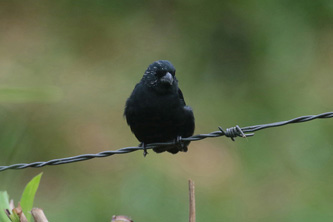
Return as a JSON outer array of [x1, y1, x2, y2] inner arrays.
[[0, 111, 332, 172]]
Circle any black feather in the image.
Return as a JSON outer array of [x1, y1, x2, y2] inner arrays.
[[124, 60, 195, 154]]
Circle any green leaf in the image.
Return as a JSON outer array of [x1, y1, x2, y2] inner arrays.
[[20, 173, 43, 222], [0, 191, 11, 222], [9, 211, 20, 222]]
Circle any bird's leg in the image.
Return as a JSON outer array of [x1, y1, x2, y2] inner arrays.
[[175, 136, 185, 151], [139, 142, 148, 157]]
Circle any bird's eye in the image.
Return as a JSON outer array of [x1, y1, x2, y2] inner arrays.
[[156, 71, 165, 78]]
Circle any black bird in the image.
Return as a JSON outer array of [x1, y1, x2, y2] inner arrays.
[[124, 60, 195, 155]]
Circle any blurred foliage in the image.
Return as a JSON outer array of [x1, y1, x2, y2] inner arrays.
[[20, 173, 43, 222], [0, 192, 11, 222], [0, 0, 332, 221], [0, 173, 43, 222]]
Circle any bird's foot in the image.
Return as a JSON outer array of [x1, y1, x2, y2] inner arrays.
[[139, 142, 149, 157], [175, 136, 186, 151]]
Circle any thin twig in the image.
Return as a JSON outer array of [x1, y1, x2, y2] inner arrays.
[[189, 179, 196, 222]]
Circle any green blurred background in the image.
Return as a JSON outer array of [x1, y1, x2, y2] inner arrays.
[[0, 0, 332, 221]]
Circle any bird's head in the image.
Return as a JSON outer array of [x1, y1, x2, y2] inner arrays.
[[142, 60, 178, 93]]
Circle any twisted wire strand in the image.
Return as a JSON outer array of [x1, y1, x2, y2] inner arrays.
[[0, 111, 332, 172]]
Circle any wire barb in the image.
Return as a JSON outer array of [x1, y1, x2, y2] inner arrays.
[[218, 125, 254, 141], [0, 111, 332, 172]]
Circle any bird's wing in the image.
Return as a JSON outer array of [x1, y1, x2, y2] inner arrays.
[[178, 88, 186, 106]]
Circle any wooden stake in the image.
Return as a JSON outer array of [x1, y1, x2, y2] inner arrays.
[[111, 215, 133, 222], [189, 179, 196, 222], [31, 208, 49, 222]]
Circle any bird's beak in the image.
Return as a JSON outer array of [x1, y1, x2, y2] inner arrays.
[[160, 72, 173, 85]]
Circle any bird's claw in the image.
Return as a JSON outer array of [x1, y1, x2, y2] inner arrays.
[[175, 136, 185, 151], [140, 142, 149, 157]]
